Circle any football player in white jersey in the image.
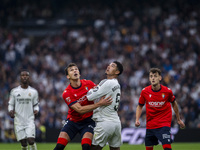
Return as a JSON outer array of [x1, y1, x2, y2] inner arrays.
[[8, 70, 39, 150], [86, 61, 123, 150]]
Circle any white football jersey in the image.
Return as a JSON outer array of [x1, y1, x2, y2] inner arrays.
[[8, 86, 39, 126], [87, 78, 121, 122]]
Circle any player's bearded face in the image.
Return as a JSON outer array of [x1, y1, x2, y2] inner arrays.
[[149, 72, 161, 86], [20, 71, 30, 84], [67, 66, 80, 80]]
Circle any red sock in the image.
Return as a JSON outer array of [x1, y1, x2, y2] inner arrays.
[[162, 144, 171, 149], [146, 146, 153, 150], [57, 138, 68, 146], [81, 138, 92, 146]]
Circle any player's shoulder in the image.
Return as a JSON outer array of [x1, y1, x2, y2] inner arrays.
[[10, 86, 20, 93], [28, 86, 38, 93], [62, 86, 70, 96], [142, 85, 151, 91], [81, 79, 95, 86], [107, 78, 119, 86], [161, 85, 172, 92], [28, 86, 38, 94]]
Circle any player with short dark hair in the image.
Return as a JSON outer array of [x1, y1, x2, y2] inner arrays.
[[135, 68, 185, 150], [54, 63, 112, 150], [8, 70, 39, 150], [86, 61, 123, 150]]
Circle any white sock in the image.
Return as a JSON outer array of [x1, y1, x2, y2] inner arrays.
[[21, 146, 28, 150], [30, 143, 37, 150]]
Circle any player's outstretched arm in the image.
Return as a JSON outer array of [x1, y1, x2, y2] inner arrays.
[[172, 101, 185, 129], [135, 105, 143, 127], [71, 96, 112, 114]]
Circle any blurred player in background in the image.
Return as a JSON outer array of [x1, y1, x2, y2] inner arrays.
[[8, 70, 39, 150], [53, 63, 112, 150], [135, 68, 185, 150], [86, 61, 123, 150]]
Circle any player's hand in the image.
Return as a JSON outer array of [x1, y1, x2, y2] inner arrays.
[[178, 119, 185, 129], [99, 96, 112, 106], [34, 110, 39, 117], [9, 110, 15, 118], [135, 120, 140, 127]]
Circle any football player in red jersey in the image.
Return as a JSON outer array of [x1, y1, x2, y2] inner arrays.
[[135, 68, 185, 150], [54, 63, 112, 150]]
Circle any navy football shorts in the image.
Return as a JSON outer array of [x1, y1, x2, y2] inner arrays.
[[145, 127, 172, 146], [61, 116, 95, 140]]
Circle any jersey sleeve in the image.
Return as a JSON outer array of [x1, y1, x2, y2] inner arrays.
[[138, 88, 145, 106], [8, 89, 15, 111], [87, 79, 110, 101], [33, 90, 39, 112], [168, 88, 175, 103], [62, 90, 77, 107]]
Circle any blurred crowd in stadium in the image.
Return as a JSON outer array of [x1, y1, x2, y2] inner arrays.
[[0, 0, 200, 142]]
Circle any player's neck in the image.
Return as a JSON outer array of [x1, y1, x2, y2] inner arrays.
[[107, 74, 117, 79], [70, 79, 81, 88], [151, 84, 161, 91], [21, 84, 29, 89]]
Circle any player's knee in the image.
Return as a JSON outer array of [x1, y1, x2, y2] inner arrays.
[[28, 140, 35, 145], [54, 144, 65, 150], [20, 139, 28, 147], [27, 138, 35, 145]]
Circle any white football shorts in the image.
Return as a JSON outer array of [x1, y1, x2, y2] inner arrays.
[[92, 121, 122, 148], [14, 123, 36, 141]]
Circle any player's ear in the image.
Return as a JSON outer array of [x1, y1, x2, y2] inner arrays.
[[67, 75, 70, 79], [115, 70, 120, 75], [159, 75, 162, 81]]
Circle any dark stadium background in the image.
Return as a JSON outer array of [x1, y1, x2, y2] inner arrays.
[[0, 0, 200, 143]]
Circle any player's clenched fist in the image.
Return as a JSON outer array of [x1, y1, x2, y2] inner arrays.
[[135, 120, 140, 127]]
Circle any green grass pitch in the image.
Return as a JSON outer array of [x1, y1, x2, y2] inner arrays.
[[0, 143, 200, 150]]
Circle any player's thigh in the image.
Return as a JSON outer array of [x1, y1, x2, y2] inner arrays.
[[14, 125, 26, 141], [79, 118, 95, 138], [155, 127, 172, 145], [145, 129, 159, 146], [25, 124, 36, 139], [92, 122, 108, 147], [107, 122, 122, 148], [92, 121, 113, 147]]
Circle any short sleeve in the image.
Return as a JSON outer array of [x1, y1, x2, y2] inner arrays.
[[138, 89, 145, 105], [62, 90, 77, 107]]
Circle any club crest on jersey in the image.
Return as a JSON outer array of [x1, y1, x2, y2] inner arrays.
[[85, 86, 88, 91], [149, 94, 152, 98], [66, 97, 71, 102], [162, 93, 165, 98], [29, 93, 31, 96]]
